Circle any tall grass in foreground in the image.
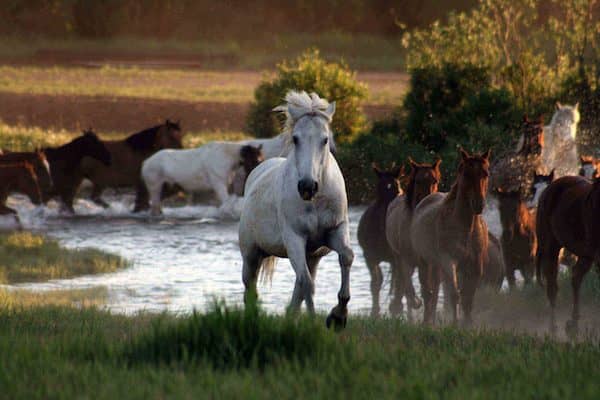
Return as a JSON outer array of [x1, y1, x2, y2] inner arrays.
[[0, 232, 129, 283], [1, 302, 600, 399]]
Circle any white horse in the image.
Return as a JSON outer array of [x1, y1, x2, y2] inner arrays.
[[238, 91, 353, 328], [541, 102, 580, 177], [141, 142, 261, 216]]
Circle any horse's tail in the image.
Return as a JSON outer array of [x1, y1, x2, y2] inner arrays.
[[259, 256, 277, 285]]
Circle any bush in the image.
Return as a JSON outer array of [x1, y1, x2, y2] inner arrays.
[[245, 49, 367, 143]]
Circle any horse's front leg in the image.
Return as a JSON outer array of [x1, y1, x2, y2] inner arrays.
[[325, 222, 354, 330], [282, 229, 313, 314]]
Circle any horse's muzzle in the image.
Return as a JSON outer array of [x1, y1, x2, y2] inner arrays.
[[298, 179, 318, 201]]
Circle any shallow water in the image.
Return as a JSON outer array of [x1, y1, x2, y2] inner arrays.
[[2, 193, 503, 316]]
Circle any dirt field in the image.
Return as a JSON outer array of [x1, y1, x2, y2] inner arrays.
[[0, 92, 395, 133]]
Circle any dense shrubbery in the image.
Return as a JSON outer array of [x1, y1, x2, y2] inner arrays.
[[246, 50, 367, 143], [340, 64, 524, 202]]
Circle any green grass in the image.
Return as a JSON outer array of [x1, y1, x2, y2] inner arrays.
[[0, 287, 108, 309], [0, 34, 406, 71], [0, 232, 129, 284], [0, 301, 600, 399], [0, 121, 250, 151]]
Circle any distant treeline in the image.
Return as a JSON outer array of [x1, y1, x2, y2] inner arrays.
[[0, 0, 477, 39]]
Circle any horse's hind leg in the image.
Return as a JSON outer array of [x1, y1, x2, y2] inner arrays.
[[365, 254, 383, 317], [566, 257, 593, 337], [90, 183, 110, 208], [538, 240, 561, 334], [241, 245, 263, 306], [326, 223, 354, 330], [133, 181, 150, 213]]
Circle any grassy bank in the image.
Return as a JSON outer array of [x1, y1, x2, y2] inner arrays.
[[0, 35, 406, 71], [0, 232, 129, 284], [0, 302, 599, 399], [0, 66, 408, 106], [0, 121, 249, 151]]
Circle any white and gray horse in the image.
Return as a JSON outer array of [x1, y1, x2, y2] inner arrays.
[[541, 102, 580, 177], [238, 91, 353, 328]]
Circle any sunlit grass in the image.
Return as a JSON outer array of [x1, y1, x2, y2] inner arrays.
[[0, 121, 250, 151], [0, 232, 129, 284], [0, 287, 108, 309]]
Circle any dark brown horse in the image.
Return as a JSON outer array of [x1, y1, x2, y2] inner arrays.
[[357, 163, 404, 316], [410, 148, 490, 325], [496, 188, 537, 288], [536, 176, 600, 335], [0, 150, 52, 202], [0, 162, 42, 220], [230, 144, 265, 196], [385, 158, 441, 317], [44, 130, 111, 213], [80, 120, 183, 211]]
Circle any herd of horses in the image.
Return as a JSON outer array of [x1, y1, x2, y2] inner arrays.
[[0, 90, 597, 334]]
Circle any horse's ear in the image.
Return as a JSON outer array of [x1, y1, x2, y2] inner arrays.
[[408, 156, 417, 168], [459, 146, 469, 161], [482, 149, 491, 160], [574, 102, 579, 111], [324, 101, 336, 121], [372, 162, 382, 176], [432, 157, 442, 170], [549, 169, 555, 181], [556, 101, 562, 110]]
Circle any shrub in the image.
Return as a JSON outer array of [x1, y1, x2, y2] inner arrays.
[[245, 49, 368, 143]]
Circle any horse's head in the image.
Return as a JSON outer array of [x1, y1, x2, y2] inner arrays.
[[80, 129, 111, 166], [372, 162, 403, 201], [240, 144, 264, 175], [275, 91, 336, 201], [552, 102, 580, 139], [155, 119, 184, 150], [457, 147, 490, 215], [19, 162, 42, 205], [579, 155, 600, 179], [495, 187, 522, 227], [528, 169, 554, 207], [407, 157, 441, 207], [518, 115, 544, 156]]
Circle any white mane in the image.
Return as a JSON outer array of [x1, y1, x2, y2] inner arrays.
[[274, 91, 334, 135]]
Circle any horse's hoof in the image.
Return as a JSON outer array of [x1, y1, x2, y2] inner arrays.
[[326, 310, 347, 331], [565, 319, 579, 339]]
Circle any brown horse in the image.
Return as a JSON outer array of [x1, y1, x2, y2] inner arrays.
[[385, 158, 441, 317], [229, 144, 265, 196], [410, 148, 490, 325], [0, 150, 52, 202], [44, 130, 112, 212], [79, 120, 183, 212], [357, 163, 404, 316], [0, 162, 42, 220], [536, 176, 600, 335], [496, 188, 537, 288]]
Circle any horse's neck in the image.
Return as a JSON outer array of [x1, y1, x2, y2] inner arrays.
[[447, 186, 480, 231]]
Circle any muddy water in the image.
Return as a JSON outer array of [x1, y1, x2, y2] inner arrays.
[[3, 194, 503, 316]]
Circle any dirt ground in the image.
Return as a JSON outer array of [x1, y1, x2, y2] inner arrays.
[[0, 92, 394, 133]]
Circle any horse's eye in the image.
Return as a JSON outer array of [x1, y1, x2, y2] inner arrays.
[[293, 136, 299, 145], [322, 137, 329, 146]]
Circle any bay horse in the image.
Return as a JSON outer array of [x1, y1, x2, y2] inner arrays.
[[579, 155, 600, 179], [410, 148, 490, 325], [357, 162, 404, 316], [44, 130, 111, 212], [239, 91, 352, 329], [496, 187, 536, 289], [0, 162, 42, 220], [0, 150, 52, 202], [536, 175, 600, 335], [385, 158, 441, 317], [230, 144, 265, 196], [79, 120, 183, 212]]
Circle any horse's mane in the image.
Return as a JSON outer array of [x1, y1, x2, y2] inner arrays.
[[274, 91, 333, 148], [125, 125, 161, 151]]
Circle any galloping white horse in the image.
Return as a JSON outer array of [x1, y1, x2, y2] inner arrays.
[[238, 91, 353, 328], [541, 102, 580, 177], [141, 142, 261, 215]]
